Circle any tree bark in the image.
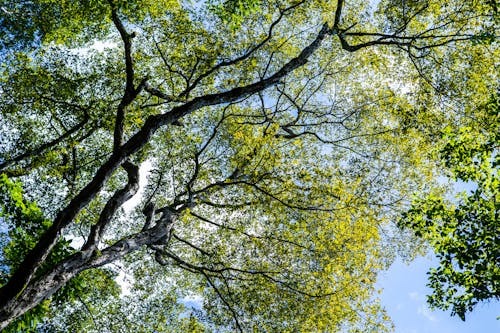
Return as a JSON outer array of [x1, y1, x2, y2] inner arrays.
[[0, 214, 176, 330], [0, 23, 335, 328]]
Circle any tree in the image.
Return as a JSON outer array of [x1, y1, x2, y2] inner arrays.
[[401, 95, 500, 320], [0, 0, 497, 331]]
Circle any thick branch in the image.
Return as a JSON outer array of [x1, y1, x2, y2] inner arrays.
[[333, 0, 344, 30], [109, 4, 135, 95], [85, 213, 176, 268], [0, 21, 333, 316], [0, 155, 126, 307], [178, 0, 306, 99], [0, 213, 175, 330], [82, 161, 140, 252], [109, 3, 147, 151]]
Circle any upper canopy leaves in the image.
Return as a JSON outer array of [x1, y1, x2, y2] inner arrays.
[[401, 95, 500, 320], [0, 0, 498, 331]]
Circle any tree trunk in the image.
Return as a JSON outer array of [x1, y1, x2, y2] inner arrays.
[[0, 217, 174, 330]]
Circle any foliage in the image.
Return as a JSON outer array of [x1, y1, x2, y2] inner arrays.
[[0, 174, 120, 332], [401, 95, 500, 320], [0, 174, 68, 274], [208, 0, 263, 29], [0, 0, 498, 331]]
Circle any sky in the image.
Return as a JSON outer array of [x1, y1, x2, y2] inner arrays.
[[378, 255, 500, 333], [0, 2, 497, 330], [376, 165, 500, 332]]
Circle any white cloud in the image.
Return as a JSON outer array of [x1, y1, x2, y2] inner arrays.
[[418, 305, 438, 322], [408, 291, 419, 301], [408, 291, 423, 301]]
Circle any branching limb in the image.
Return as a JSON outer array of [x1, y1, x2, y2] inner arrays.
[[337, 2, 481, 54], [81, 161, 140, 253], [179, 0, 307, 99], [0, 112, 90, 172], [189, 211, 313, 252], [108, 1, 148, 151], [277, 128, 397, 146], [172, 233, 212, 257], [0, 209, 175, 329], [203, 272, 243, 333], [144, 82, 176, 103], [182, 108, 230, 202], [0, 20, 334, 319]]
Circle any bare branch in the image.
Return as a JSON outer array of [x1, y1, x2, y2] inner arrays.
[[203, 273, 243, 333], [0, 112, 90, 171]]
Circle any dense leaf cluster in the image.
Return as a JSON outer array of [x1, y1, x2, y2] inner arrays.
[[0, 175, 119, 332], [401, 95, 499, 320], [0, 0, 498, 331]]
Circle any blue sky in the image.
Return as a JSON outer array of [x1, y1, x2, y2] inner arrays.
[[378, 255, 500, 333]]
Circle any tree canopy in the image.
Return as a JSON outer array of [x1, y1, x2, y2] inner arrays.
[[401, 94, 499, 321], [0, 0, 498, 331]]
